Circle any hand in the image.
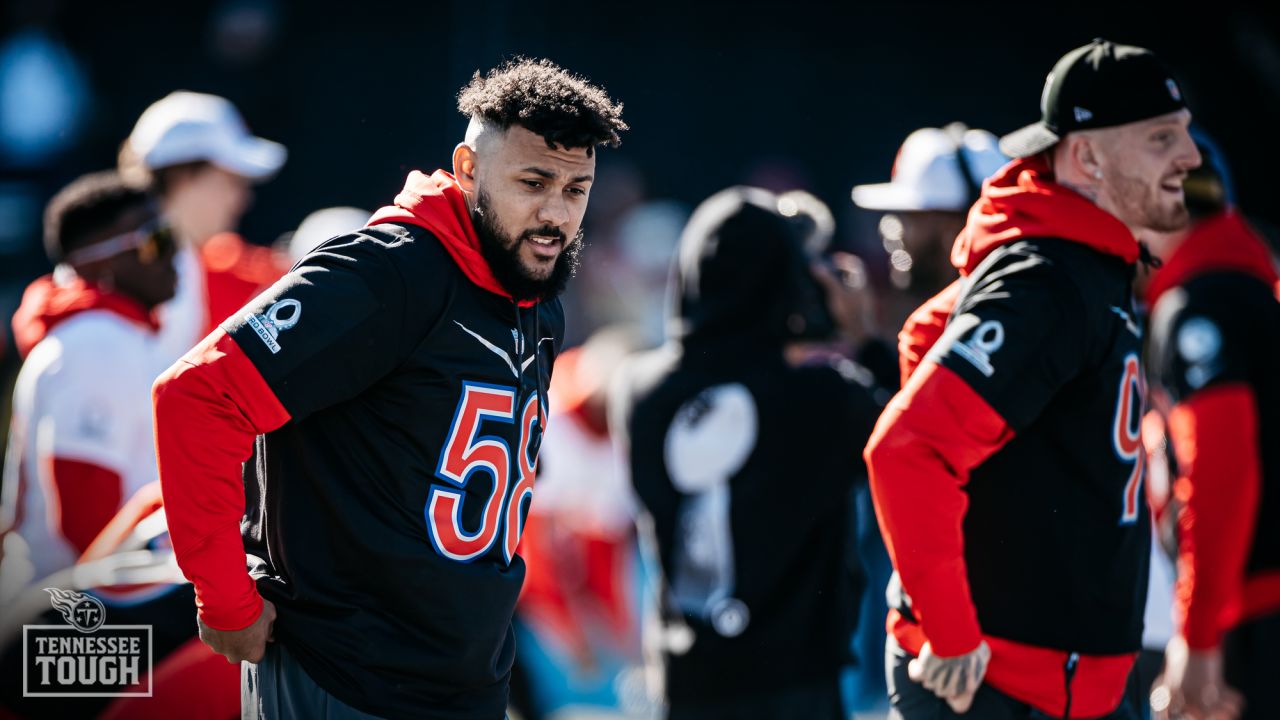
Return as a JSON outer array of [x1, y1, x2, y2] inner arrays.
[[811, 253, 877, 345], [1151, 636, 1243, 720], [198, 598, 276, 664], [908, 640, 991, 714]]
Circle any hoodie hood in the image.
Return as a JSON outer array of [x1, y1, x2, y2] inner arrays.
[[12, 274, 159, 359], [951, 156, 1139, 275], [1146, 210, 1279, 305], [670, 187, 808, 347], [367, 170, 537, 307]]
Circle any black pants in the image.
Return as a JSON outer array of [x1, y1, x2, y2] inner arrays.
[[667, 678, 844, 720], [887, 638, 1137, 720], [1224, 611, 1280, 720]]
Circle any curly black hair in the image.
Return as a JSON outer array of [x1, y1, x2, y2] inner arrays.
[[457, 58, 627, 156], [44, 171, 150, 263]]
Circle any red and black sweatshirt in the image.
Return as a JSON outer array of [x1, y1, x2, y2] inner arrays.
[[869, 156, 1149, 719], [153, 170, 562, 720], [1145, 210, 1280, 649]]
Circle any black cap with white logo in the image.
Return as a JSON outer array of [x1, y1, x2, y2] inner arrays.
[[1000, 38, 1188, 158]]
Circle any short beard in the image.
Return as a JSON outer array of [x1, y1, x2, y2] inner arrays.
[[1109, 171, 1191, 233], [471, 189, 582, 302]]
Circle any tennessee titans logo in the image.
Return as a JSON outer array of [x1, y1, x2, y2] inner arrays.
[[44, 588, 106, 634]]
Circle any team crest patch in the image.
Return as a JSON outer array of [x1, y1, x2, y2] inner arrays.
[[245, 299, 302, 354], [1177, 316, 1221, 389]]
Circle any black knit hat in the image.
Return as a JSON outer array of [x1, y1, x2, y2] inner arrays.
[[1000, 39, 1188, 158]]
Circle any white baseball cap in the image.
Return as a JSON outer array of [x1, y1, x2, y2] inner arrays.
[[285, 206, 371, 263], [852, 124, 1008, 212], [125, 91, 286, 180]]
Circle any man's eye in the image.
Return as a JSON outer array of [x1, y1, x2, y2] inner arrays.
[[567, 187, 586, 196], [522, 180, 543, 189]]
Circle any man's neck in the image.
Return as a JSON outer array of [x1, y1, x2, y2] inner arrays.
[[1141, 227, 1190, 264]]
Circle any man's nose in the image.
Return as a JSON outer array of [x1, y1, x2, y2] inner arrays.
[[1178, 133, 1202, 171], [536, 192, 569, 227]]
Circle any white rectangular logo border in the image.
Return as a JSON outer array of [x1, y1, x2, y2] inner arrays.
[[22, 624, 154, 698]]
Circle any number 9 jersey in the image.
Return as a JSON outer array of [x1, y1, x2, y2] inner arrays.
[[868, 156, 1152, 719]]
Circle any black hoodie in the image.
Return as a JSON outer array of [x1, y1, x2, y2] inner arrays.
[[611, 187, 880, 704]]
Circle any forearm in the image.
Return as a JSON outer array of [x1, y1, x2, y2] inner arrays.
[[1169, 384, 1261, 649], [866, 361, 1012, 656], [153, 330, 290, 631]]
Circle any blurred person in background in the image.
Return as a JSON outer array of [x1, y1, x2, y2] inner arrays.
[[779, 189, 894, 393], [612, 186, 880, 720], [153, 58, 626, 719], [865, 39, 1200, 719], [0, 1, 94, 483], [276, 205, 371, 266], [118, 90, 287, 359], [1143, 132, 1279, 720], [0, 171, 176, 602], [777, 189, 892, 720], [511, 325, 652, 720], [575, 198, 688, 348], [851, 123, 1007, 385], [0, 481, 239, 720]]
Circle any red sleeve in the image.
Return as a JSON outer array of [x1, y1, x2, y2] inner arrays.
[[897, 280, 962, 386], [864, 359, 1014, 656], [1168, 383, 1261, 650], [50, 458, 123, 554], [153, 329, 290, 631]]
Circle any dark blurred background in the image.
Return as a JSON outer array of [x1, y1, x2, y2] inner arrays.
[[2, 0, 1278, 346]]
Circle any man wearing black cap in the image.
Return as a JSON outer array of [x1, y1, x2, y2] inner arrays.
[[865, 39, 1201, 719]]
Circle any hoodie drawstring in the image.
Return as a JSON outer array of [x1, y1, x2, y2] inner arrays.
[[1138, 242, 1164, 271]]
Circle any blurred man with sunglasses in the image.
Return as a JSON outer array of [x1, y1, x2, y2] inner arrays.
[[0, 171, 177, 601]]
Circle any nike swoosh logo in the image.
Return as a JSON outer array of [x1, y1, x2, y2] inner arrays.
[[520, 338, 556, 372], [1109, 306, 1142, 338], [455, 321, 518, 378]]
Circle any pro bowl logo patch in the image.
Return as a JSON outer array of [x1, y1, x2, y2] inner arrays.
[[1166, 78, 1182, 102], [22, 588, 153, 697], [952, 319, 1005, 378], [245, 298, 302, 354]]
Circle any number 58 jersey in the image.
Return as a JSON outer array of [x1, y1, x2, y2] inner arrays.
[[224, 222, 562, 719]]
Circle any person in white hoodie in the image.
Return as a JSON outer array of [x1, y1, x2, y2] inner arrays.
[[0, 171, 177, 600]]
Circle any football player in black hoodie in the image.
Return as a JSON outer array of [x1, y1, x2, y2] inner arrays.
[[612, 186, 880, 720], [154, 59, 626, 720]]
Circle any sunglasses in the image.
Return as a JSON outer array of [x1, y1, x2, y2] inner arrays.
[[65, 220, 177, 266]]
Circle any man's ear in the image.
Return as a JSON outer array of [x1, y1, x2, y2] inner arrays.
[[1070, 134, 1104, 182], [453, 143, 477, 192]]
